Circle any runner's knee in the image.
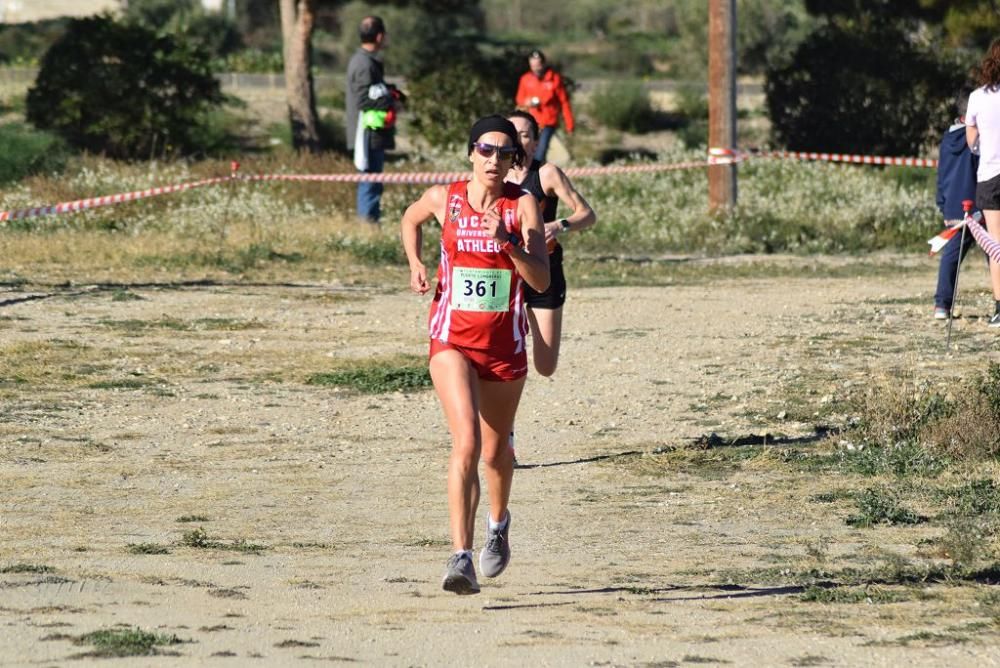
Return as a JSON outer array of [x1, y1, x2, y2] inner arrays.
[[481, 442, 513, 470], [448, 430, 480, 462]]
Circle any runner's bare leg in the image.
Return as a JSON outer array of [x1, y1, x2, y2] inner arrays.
[[526, 305, 564, 377], [430, 349, 481, 551], [477, 376, 525, 522]]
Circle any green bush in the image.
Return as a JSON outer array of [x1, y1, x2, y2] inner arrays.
[[0, 18, 69, 65], [26, 15, 229, 160], [306, 356, 431, 394], [766, 21, 964, 154], [123, 0, 244, 64], [0, 122, 69, 184], [407, 62, 510, 150], [674, 85, 708, 148], [219, 47, 283, 74], [336, 1, 490, 80], [588, 80, 654, 133], [846, 486, 922, 528]]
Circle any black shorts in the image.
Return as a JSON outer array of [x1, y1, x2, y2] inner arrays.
[[524, 242, 566, 309], [977, 172, 1000, 211]]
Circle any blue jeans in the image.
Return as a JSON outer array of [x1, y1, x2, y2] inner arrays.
[[534, 126, 556, 162], [935, 224, 978, 309], [357, 146, 384, 223]]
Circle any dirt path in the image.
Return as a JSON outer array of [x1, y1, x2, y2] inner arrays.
[[3, 261, 1000, 666]]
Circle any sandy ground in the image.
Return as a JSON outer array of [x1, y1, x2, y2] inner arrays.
[[4, 260, 1000, 666]]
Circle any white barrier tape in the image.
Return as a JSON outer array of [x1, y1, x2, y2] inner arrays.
[[0, 176, 231, 223], [708, 147, 937, 168], [0, 159, 715, 223]]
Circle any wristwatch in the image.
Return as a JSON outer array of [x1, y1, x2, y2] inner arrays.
[[500, 235, 517, 253], [559, 219, 571, 232]]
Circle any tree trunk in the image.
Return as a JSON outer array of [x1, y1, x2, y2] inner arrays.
[[279, 0, 321, 153]]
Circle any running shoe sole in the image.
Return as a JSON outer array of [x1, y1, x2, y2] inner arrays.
[[442, 573, 480, 595]]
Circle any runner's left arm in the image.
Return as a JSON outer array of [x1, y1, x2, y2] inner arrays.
[[542, 164, 596, 243]]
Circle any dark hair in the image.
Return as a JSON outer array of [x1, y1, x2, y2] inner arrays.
[[528, 49, 546, 63], [359, 16, 385, 44], [977, 38, 1000, 90], [955, 86, 974, 119], [508, 109, 538, 141], [467, 114, 525, 167]]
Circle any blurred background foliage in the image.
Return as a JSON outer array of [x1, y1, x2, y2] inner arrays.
[[4, 0, 999, 261], [0, 0, 998, 156]]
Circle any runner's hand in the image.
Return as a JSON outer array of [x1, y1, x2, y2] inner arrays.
[[410, 263, 429, 294], [481, 208, 508, 244], [543, 221, 561, 244]]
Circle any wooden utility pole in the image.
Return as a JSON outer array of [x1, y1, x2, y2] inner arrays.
[[708, 0, 737, 210]]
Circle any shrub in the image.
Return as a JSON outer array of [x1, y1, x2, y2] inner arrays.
[[841, 363, 1000, 464], [306, 356, 431, 394], [122, 0, 244, 63], [847, 376, 953, 451], [407, 62, 510, 150], [765, 21, 965, 154], [0, 18, 69, 65], [26, 15, 228, 160], [674, 84, 709, 148], [0, 122, 69, 184], [846, 486, 922, 528], [335, 2, 491, 81], [74, 627, 182, 657], [220, 47, 283, 74], [928, 363, 1000, 459], [588, 81, 654, 133], [122, 0, 197, 29]]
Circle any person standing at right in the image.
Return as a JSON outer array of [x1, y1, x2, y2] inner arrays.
[[345, 16, 396, 224], [515, 50, 575, 162], [966, 39, 1000, 326], [934, 89, 979, 320]]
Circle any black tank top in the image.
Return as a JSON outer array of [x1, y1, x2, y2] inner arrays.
[[519, 160, 559, 222]]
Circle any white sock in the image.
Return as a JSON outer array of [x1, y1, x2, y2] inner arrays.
[[488, 512, 508, 532], [455, 549, 472, 558]]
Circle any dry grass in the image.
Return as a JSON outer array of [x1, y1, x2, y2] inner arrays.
[[0, 215, 406, 285], [0, 340, 105, 388]]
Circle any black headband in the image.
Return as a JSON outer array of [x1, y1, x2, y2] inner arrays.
[[468, 115, 519, 153]]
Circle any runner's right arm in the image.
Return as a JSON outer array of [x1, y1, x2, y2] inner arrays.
[[401, 185, 446, 295]]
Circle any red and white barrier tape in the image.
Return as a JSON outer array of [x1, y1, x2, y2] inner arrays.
[[962, 212, 1000, 264], [0, 159, 713, 223], [0, 175, 232, 223], [708, 147, 938, 168], [0, 147, 936, 224]]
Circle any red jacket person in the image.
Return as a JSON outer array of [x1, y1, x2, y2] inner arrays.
[[515, 49, 574, 162]]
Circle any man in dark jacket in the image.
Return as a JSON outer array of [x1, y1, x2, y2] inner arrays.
[[934, 89, 981, 319], [346, 16, 397, 224]]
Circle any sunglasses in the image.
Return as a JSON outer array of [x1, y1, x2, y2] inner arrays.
[[473, 142, 518, 162]]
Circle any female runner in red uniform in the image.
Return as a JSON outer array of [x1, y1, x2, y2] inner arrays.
[[400, 115, 549, 594]]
